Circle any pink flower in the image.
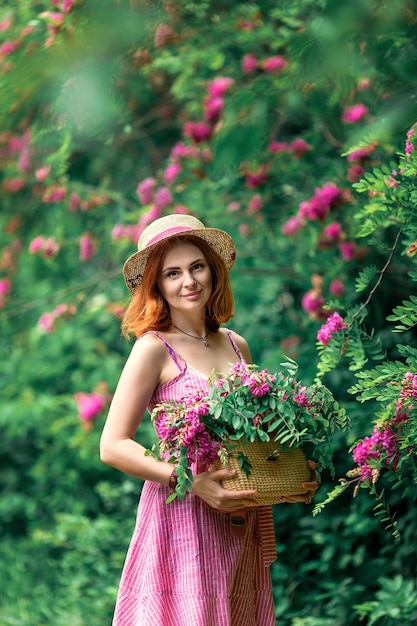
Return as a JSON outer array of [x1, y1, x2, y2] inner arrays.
[[241, 54, 258, 73], [2, 178, 25, 193], [35, 166, 51, 181], [207, 77, 234, 97], [38, 312, 55, 333], [248, 194, 263, 213], [347, 164, 365, 182], [261, 56, 288, 72], [42, 185, 67, 203], [317, 312, 347, 346], [302, 292, 324, 317], [281, 216, 304, 236], [0, 278, 11, 308], [341, 103, 368, 123], [170, 142, 200, 161], [29, 236, 45, 253], [290, 138, 309, 157], [69, 192, 80, 211], [0, 40, 20, 55], [62, 0, 75, 13], [74, 392, 107, 422], [42, 237, 60, 257], [164, 163, 182, 185], [154, 187, 172, 210], [0, 18, 12, 31], [347, 144, 376, 162], [268, 141, 289, 153], [0, 279, 10, 295], [227, 202, 240, 212], [183, 121, 213, 143], [79, 232, 96, 261], [136, 177, 155, 205], [322, 222, 342, 242], [339, 241, 356, 260], [329, 279, 345, 297], [406, 124, 417, 156], [245, 164, 268, 189], [111, 223, 141, 243], [203, 95, 223, 123]]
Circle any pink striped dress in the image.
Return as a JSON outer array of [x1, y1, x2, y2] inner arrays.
[[112, 330, 277, 626]]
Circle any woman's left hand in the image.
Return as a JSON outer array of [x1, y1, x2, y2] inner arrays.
[[280, 460, 319, 505]]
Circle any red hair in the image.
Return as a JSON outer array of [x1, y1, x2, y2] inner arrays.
[[121, 235, 234, 338]]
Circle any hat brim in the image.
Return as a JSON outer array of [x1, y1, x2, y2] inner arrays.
[[123, 227, 236, 293]]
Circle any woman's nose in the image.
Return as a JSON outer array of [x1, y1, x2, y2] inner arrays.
[[183, 272, 196, 286]]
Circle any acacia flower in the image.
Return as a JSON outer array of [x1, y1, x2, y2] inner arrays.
[[261, 56, 288, 72], [341, 103, 368, 123], [136, 177, 155, 205], [241, 53, 258, 73], [153, 187, 172, 210], [207, 77, 234, 97], [79, 232, 97, 261], [317, 312, 347, 346]]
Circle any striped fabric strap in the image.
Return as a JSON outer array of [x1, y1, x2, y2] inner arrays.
[[257, 506, 277, 567]]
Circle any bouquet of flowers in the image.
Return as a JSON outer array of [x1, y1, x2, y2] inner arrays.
[[148, 357, 349, 502]]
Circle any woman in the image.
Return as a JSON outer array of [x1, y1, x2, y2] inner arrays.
[[100, 213, 318, 626]]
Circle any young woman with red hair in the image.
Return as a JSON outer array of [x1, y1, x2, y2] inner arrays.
[[100, 214, 318, 626]]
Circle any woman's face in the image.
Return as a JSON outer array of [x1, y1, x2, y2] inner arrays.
[[158, 241, 212, 316]]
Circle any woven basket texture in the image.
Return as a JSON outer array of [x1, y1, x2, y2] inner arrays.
[[214, 440, 311, 506]]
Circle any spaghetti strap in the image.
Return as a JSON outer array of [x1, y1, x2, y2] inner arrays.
[[139, 331, 185, 372], [223, 328, 244, 360]]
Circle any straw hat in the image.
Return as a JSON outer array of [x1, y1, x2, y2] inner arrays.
[[123, 214, 236, 293]]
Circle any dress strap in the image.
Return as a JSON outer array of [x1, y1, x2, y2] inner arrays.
[[139, 331, 185, 372], [223, 328, 244, 360]]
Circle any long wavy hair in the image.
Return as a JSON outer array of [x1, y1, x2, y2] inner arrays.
[[121, 234, 234, 338]]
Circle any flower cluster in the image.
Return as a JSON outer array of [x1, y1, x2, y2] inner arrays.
[[148, 359, 348, 500], [317, 312, 347, 346], [348, 372, 416, 486]]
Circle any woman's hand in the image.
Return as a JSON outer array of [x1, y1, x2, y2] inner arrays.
[[280, 460, 319, 505], [192, 467, 258, 512]]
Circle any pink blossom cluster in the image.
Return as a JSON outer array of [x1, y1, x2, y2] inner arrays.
[[298, 182, 344, 221], [154, 392, 220, 467], [351, 372, 414, 482], [0, 278, 11, 308], [29, 235, 60, 258], [405, 123, 417, 156], [341, 103, 368, 124], [241, 53, 289, 74], [268, 138, 310, 158], [346, 142, 377, 182], [352, 425, 400, 481], [316, 312, 347, 346], [38, 303, 76, 333], [215, 361, 277, 398], [74, 383, 111, 429], [181, 76, 235, 145], [79, 232, 96, 261]]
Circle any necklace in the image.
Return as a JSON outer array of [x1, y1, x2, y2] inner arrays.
[[173, 325, 210, 347]]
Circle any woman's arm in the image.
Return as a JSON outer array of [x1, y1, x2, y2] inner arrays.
[[100, 335, 174, 486]]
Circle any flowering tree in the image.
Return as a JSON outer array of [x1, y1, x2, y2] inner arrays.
[[2, 0, 417, 624]]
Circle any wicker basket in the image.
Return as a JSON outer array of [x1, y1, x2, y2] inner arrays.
[[214, 440, 311, 506]]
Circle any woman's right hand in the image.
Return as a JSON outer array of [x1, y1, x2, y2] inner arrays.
[[191, 468, 258, 512]]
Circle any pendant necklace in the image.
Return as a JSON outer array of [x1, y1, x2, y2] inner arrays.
[[173, 325, 210, 347]]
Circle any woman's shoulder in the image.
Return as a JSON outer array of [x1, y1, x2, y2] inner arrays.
[[222, 327, 252, 361], [130, 331, 170, 360]]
